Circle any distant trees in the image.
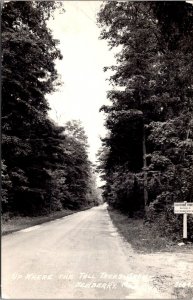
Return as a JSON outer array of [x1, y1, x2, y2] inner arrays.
[[97, 1, 193, 237], [2, 1, 99, 216]]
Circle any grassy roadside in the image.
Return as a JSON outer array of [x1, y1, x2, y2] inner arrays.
[[108, 207, 193, 253], [2, 206, 92, 236]]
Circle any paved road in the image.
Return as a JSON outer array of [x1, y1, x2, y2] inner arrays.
[[2, 204, 192, 299]]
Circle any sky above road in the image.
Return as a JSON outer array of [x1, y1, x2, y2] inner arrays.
[[47, 1, 116, 163]]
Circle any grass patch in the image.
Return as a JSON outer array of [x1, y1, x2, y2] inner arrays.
[[2, 206, 91, 235], [108, 207, 192, 253]]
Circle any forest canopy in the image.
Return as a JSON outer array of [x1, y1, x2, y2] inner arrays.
[[2, 1, 99, 216], [97, 1, 193, 239]]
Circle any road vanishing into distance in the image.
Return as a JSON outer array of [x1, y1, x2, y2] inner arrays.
[[2, 203, 193, 299]]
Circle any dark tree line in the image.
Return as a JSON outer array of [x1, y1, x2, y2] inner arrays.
[[97, 2, 193, 238], [2, 2, 99, 216]]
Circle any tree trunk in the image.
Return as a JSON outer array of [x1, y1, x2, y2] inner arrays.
[[1, 0, 4, 11], [143, 128, 148, 215]]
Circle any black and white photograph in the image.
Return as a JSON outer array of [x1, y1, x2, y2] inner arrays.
[[1, 0, 193, 298]]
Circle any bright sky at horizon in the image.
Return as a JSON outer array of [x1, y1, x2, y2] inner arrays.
[[47, 1, 115, 163]]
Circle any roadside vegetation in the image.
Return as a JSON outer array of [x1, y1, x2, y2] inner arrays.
[[2, 206, 93, 235], [97, 2, 193, 241], [108, 207, 193, 253], [1, 2, 100, 227]]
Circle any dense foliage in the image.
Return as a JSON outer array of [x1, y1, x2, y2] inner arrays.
[[97, 1, 193, 239], [2, 1, 99, 216]]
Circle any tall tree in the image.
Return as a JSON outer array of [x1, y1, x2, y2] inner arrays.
[[97, 2, 160, 213], [97, 1, 193, 236], [62, 120, 96, 209], [2, 2, 99, 216], [1, 1, 63, 214]]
